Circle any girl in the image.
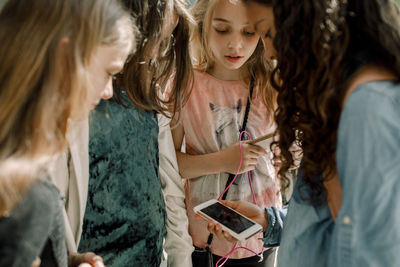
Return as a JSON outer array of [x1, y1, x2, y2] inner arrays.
[[171, 0, 280, 266], [212, 0, 400, 266], [0, 0, 133, 266], [78, 0, 194, 266]]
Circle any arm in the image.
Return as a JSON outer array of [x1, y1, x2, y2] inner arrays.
[[158, 114, 194, 267], [0, 181, 59, 267], [170, 121, 267, 179], [206, 200, 287, 247], [333, 84, 400, 266]]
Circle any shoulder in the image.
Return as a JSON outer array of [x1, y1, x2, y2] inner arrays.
[[0, 179, 60, 223], [19, 179, 61, 221], [0, 179, 62, 261], [344, 81, 400, 120]]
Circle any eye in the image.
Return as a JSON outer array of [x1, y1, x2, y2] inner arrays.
[[214, 28, 228, 34], [264, 29, 272, 39], [243, 30, 255, 37]]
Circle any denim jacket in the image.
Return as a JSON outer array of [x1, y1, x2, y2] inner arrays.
[[263, 81, 400, 266]]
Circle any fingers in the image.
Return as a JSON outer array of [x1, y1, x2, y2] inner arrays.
[[91, 258, 105, 267], [31, 258, 41, 267], [240, 144, 268, 172], [207, 221, 237, 243], [87, 255, 104, 267], [71, 252, 105, 267], [219, 200, 238, 209], [242, 143, 267, 156]]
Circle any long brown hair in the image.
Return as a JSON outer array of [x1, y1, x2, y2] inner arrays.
[[0, 0, 130, 215], [115, 0, 194, 117], [191, 0, 276, 118], [272, 0, 400, 201]]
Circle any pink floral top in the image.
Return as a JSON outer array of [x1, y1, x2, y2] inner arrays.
[[179, 70, 281, 258]]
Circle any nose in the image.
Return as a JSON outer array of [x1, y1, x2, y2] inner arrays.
[[228, 33, 243, 51], [102, 78, 113, 100]]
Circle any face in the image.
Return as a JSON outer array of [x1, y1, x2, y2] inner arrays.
[[87, 18, 133, 110], [246, 2, 276, 60], [209, 0, 259, 79]]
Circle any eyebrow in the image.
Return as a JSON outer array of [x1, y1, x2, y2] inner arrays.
[[213, 17, 251, 25], [213, 18, 231, 23], [254, 19, 267, 31]]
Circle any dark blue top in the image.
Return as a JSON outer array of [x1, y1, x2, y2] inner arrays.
[[79, 95, 166, 267], [0, 179, 67, 267]]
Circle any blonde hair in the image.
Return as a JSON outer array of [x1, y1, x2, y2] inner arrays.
[[0, 0, 131, 216], [191, 0, 276, 116]]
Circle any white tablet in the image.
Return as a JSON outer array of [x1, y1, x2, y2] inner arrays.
[[194, 199, 263, 242]]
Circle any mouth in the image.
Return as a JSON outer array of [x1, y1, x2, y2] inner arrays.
[[225, 55, 243, 63]]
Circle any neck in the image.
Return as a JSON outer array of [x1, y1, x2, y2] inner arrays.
[[343, 63, 398, 106], [208, 63, 248, 81]]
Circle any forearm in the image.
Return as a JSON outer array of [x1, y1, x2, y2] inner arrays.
[[176, 150, 227, 179]]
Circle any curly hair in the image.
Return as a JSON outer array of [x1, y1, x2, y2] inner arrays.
[[115, 0, 194, 117], [272, 0, 400, 202]]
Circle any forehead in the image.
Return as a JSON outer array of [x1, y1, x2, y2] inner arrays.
[[245, 2, 274, 30], [212, 0, 250, 25], [95, 39, 131, 69]]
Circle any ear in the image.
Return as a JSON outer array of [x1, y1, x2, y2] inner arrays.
[[209, 102, 215, 111]]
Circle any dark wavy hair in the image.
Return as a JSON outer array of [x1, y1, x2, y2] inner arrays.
[[271, 0, 400, 202], [115, 0, 194, 116]]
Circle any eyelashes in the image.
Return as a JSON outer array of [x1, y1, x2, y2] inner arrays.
[[214, 28, 256, 37], [264, 29, 272, 39], [215, 28, 228, 34]]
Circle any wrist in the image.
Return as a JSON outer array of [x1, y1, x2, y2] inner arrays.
[[216, 149, 229, 173]]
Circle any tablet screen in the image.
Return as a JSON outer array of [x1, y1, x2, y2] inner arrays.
[[200, 202, 255, 234]]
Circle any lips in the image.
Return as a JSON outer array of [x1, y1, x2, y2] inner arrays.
[[225, 55, 243, 63]]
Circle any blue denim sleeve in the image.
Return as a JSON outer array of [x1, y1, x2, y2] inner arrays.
[[262, 206, 287, 247], [330, 82, 400, 266]]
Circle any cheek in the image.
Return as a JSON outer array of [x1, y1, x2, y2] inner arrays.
[[88, 77, 106, 103], [210, 32, 225, 47], [209, 33, 225, 54], [245, 36, 260, 53]]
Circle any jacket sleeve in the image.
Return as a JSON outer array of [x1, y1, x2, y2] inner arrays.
[[0, 181, 57, 267], [263, 206, 287, 248], [332, 83, 400, 266], [158, 114, 194, 267]]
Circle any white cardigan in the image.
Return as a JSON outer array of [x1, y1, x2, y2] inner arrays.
[[50, 119, 89, 252], [158, 114, 194, 267]]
